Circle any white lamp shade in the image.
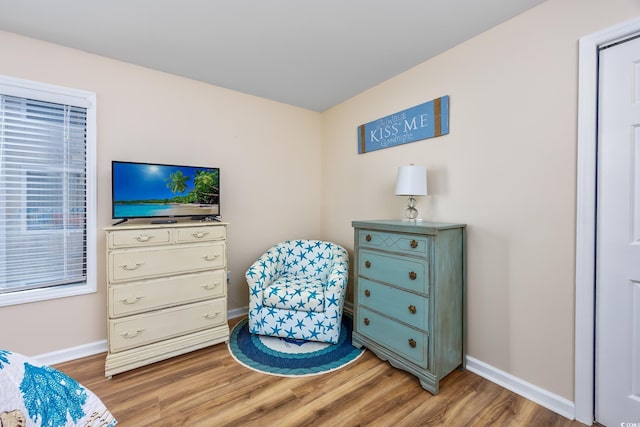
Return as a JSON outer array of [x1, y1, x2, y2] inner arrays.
[[395, 165, 428, 196]]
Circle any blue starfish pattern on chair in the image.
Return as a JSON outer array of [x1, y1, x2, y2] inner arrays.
[[245, 240, 349, 344]]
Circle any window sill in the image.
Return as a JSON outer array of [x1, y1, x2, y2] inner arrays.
[[0, 281, 97, 307]]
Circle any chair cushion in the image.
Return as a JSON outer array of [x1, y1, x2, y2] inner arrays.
[[263, 275, 325, 312]]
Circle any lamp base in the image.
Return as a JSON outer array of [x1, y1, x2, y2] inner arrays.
[[404, 196, 419, 220]]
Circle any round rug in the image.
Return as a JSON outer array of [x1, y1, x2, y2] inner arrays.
[[227, 315, 365, 377]]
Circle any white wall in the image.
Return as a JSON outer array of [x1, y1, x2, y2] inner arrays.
[[321, 0, 640, 401], [0, 30, 323, 356]]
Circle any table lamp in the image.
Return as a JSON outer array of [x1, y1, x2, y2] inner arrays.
[[395, 164, 428, 220]]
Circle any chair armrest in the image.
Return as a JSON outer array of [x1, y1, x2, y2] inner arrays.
[[324, 247, 350, 298], [245, 249, 281, 298]]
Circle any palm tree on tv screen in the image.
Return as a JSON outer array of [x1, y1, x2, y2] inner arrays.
[[166, 170, 190, 196], [166, 169, 218, 205], [193, 170, 219, 204]]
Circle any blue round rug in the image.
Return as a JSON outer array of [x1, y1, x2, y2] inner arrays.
[[227, 315, 365, 377]]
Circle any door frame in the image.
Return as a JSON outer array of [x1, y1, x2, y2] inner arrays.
[[575, 16, 640, 425]]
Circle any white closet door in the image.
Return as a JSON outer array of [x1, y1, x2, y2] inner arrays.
[[596, 35, 640, 426]]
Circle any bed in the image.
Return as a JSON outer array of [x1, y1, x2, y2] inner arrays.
[[0, 349, 116, 427]]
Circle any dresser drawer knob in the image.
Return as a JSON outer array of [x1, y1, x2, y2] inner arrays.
[[119, 262, 144, 271], [203, 311, 221, 320], [202, 282, 220, 290], [135, 234, 153, 242], [365, 260, 371, 268], [408, 338, 417, 348], [364, 289, 371, 297], [408, 305, 417, 314], [409, 271, 417, 280], [364, 318, 370, 326], [410, 239, 418, 249], [192, 231, 209, 239], [202, 254, 220, 261], [121, 328, 145, 339], [365, 234, 372, 242], [120, 295, 143, 305]]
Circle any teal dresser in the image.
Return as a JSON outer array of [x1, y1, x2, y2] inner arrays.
[[351, 220, 466, 394]]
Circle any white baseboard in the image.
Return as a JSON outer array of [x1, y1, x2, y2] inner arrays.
[[36, 340, 108, 366], [344, 300, 354, 314], [228, 306, 248, 320], [465, 356, 576, 421]]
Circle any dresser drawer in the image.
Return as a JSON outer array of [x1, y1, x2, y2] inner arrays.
[[109, 299, 226, 352], [358, 249, 429, 294], [109, 270, 226, 318], [108, 228, 172, 249], [108, 243, 225, 283], [358, 278, 428, 330], [358, 230, 431, 257], [175, 225, 226, 243], [356, 307, 428, 367]]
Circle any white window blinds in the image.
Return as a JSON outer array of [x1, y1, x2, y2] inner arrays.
[[0, 94, 88, 294]]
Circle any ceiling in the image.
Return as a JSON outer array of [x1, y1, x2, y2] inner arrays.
[[0, 0, 546, 112]]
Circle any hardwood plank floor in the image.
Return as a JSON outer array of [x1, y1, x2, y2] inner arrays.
[[54, 318, 587, 427]]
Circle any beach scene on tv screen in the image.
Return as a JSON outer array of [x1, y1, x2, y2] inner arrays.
[[113, 163, 219, 218]]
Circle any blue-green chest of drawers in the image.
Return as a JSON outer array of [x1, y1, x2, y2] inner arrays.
[[351, 220, 466, 394]]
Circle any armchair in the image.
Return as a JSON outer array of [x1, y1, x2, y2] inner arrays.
[[245, 240, 349, 344]]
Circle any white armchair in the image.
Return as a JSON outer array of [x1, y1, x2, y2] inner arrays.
[[245, 240, 349, 344]]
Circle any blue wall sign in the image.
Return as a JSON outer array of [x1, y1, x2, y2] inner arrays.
[[357, 95, 449, 154]]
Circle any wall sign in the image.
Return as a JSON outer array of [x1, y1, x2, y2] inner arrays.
[[357, 95, 449, 154]]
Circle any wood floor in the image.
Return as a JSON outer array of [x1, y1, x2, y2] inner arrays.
[[54, 318, 586, 427]]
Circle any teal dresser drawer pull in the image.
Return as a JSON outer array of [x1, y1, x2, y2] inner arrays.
[[366, 234, 372, 242], [408, 305, 416, 314], [408, 338, 417, 348], [364, 289, 371, 297], [364, 318, 370, 326], [410, 239, 418, 249], [409, 271, 417, 280], [365, 260, 371, 268]]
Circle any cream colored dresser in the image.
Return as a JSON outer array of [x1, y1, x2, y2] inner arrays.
[[104, 221, 229, 377]]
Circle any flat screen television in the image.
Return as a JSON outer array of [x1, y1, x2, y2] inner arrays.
[[112, 160, 220, 224]]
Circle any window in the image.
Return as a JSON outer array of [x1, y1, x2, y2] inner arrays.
[[0, 76, 96, 306]]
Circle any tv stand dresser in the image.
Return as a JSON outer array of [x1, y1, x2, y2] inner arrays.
[[351, 220, 465, 394], [104, 220, 229, 378]]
